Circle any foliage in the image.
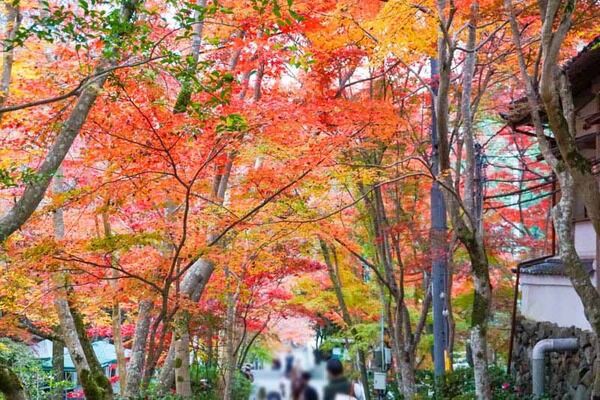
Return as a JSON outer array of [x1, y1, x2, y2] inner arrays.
[[0, 338, 70, 400], [415, 366, 525, 399], [1, 0, 599, 398]]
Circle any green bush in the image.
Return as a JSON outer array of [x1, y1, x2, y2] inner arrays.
[[411, 365, 527, 399], [143, 365, 252, 400], [0, 338, 70, 400]]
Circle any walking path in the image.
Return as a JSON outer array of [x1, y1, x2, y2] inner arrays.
[[250, 347, 327, 399], [251, 365, 327, 399]]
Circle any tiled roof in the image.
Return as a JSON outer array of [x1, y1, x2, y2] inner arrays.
[[501, 35, 600, 126], [520, 257, 594, 276]]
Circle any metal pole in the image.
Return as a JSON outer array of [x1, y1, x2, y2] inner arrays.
[[430, 57, 448, 378]]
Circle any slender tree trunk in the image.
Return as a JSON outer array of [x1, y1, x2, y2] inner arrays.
[[320, 239, 372, 400], [156, 259, 214, 393], [174, 324, 193, 398], [391, 305, 417, 397], [111, 297, 127, 393], [0, 0, 21, 117], [460, 2, 479, 217], [101, 213, 127, 393], [446, 239, 457, 365], [435, 0, 493, 396], [207, 327, 214, 368], [51, 338, 64, 400], [123, 299, 153, 398], [173, 0, 207, 113], [469, 245, 492, 399], [223, 268, 239, 400]]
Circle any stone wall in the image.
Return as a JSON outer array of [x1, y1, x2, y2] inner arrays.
[[511, 317, 597, 399]]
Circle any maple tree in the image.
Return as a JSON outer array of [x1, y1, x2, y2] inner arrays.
[[1, 0, 600, 399]]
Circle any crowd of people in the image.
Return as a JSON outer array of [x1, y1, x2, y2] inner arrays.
[[252, 356, 365, 400]]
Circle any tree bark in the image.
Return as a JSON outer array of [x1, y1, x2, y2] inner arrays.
[[54, 297, 114, 400], [110, 292, 127, 393], [222, 274, 238, 400], [173, 0, 208, 113], [174, 326, 192, 398], [101, 213, 128, 393], [0, 1, 21, 115], [320, 239, 372, 400], [156, 258, 214, 393], [51, 338, 64, 400], [123, 299, 153, 398]]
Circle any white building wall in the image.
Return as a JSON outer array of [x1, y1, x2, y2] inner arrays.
[[520, 274, 592, 331], [574, 221, 596, 257]]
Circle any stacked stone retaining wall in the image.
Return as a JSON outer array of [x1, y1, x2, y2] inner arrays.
[[511, 317, 597, 399]]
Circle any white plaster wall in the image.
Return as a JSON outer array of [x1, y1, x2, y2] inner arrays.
[[574, 221, 596, 256], [520, 274, 592, 331]]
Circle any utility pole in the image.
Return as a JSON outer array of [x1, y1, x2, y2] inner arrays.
[[430, 57, 449, 378]]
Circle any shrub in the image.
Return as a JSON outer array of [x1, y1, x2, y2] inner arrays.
[[410, 365, 527, 399], [0, 338, 69, 400]]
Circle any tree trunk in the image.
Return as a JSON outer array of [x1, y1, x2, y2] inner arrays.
[[51, 339, 64, 400], [124, 299, 153, 398], [434, 0, 493, 395], [111, 302, 127, 394], [0, 1, 21, 115], [55, 297, 114, 400], [320, 239, 372, 400], [173, 0, 208, 113], [223, 269, 238, 400], [101, 213, 128, 393], [0, 366, 27, 400], [157, 258, 214, 393], [174, 312, 193, 398], [160, 340, 178, 392]]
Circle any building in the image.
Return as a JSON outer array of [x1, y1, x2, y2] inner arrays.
[[31, 339, 128, 397], [502, 35, 600, 330], [502, 35, 600, 397]]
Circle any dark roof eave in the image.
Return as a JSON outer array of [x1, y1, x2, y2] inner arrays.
[[501, 35, 600, 127]]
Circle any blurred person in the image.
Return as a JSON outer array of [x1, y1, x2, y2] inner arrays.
[[257, 387, 268, 400], [272, 358, 282, 370], [267, 391, 282, 400], [285, 351, 295, 377], [299, 371, 319, 400], [241, 363, 254, 382], [323, 359, 364, 400]]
